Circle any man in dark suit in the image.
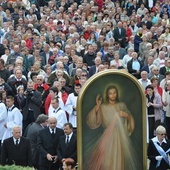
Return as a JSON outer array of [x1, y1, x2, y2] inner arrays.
[[159, 58, 170, 76], [114, 21, 126, 48], [57, 123, 77, 169], [24, 114, 48, 169], [83, 44, 96, 67], [37, 117, 64, 170], [1, 126, 32, 167], [7, 67, 27, 96], [22, 80, 42, 133]]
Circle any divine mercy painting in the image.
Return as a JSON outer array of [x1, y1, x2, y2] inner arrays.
[[77, 70, 147, 170]]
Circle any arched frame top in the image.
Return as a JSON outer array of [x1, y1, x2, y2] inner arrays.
[[77, 69, 147, 170]]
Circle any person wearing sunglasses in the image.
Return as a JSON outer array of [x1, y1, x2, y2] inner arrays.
[[148, 125, 170, 170]]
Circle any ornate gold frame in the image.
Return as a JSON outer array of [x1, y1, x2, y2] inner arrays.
[[77, 69, 147, 170]]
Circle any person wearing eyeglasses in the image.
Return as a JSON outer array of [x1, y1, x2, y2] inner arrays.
[[148, 125, 170, 170], [149, 66, 165, 85]]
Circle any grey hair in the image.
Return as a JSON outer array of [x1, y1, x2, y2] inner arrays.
[[12, 125, 22, 133], [37, 74, 45, 80], [17, 85, 24, 93], [35, 114, 48, 123], [156, 125, 166, 135]]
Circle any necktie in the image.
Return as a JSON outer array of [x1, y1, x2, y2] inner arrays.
[[52, 129, 55, 134], [66, 135, 69, 144], [16, 139, 19, 146], [51, 129, 55, 140], [53, 110, 56, 113]]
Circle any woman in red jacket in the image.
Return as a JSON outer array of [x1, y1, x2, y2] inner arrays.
[[123, 21, 132, 43]]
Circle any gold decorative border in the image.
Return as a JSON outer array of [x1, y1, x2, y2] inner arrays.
[[77, 69, 147, 170]]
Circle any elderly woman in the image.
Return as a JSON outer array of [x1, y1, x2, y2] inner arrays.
[[148, 125, 170, 170], [146, 85, 162, 139], [139, 35, 148, 61], [110, 51, 125, 69], [142, 43, 153, 65]]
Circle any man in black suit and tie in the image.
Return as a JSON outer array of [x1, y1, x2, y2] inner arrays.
[[37, 117, 64, 170], [57, 123, 77, 169], [114, 21, 126, 48], [1, 126, 32, 167]]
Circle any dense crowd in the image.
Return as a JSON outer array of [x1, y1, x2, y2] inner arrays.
[[0, 0, 170, 169]]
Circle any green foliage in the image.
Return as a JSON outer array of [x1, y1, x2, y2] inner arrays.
[[0, 165, 33, 170]]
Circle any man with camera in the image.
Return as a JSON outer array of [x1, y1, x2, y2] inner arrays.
[[22, 81, 42, 133]]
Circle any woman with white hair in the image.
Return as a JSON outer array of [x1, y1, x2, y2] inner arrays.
[[148, 125, 170, 170], [14, 85, 26, 112], [139, 35, 148, 62]]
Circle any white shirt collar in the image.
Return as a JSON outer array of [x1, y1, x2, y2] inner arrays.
[[40, 124, 45, 128], [14, 76, 21, 81], [53, 107, 60, 113], [8, 105, 15, 111], [66, 132, 73, 140], [152, 136, 167, 144], [141, 79, 149, 82], [13, 137, 20, 144], [49, 127, 56, 133]]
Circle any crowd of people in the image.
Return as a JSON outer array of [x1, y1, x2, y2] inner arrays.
[[0, 0, 169, 169]]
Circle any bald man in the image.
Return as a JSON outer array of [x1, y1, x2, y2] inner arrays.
[[37, 117, 64, 170]]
